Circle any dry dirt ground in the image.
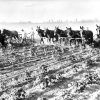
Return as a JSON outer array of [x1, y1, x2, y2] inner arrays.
[[0, 43, 100, 100]]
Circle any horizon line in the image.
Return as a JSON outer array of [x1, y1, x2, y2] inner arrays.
[[0, 19, 100, 24]]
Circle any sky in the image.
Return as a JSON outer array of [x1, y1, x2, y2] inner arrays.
[[0, 0, 100, 23]]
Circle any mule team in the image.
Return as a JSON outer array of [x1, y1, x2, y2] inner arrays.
[[0, 25, 100, 48], [36, 25, 100, 48]]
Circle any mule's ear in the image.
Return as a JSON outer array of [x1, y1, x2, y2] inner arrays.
[[80, 26, 82, 29], [82, 26, 84, 29], [66, 27, 68, 29], [96, 24, 99, 27]]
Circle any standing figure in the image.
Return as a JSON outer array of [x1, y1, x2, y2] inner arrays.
[[31, 27, 35, 42], [96, 24, 100, 38]]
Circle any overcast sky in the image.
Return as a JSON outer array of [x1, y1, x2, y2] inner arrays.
[[0, 0, 100, 22]]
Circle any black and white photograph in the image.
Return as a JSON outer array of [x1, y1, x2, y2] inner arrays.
[[1, 0, 100, 100]]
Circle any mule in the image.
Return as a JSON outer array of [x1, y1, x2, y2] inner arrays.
[[54, 27, 68, 44], [80, 26, 93, 46], [36, 26, 45, 44], [44, 28, 58, 43], [66, 27, 82, 47]]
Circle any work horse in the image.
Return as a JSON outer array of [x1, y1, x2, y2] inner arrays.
[[36, 26, 45, 44], [54, 27, 68, 44], [0, 30, 8, 48], [1, 29, 19, 48], [2, 29, 19, 40], [66, 27, 82, 47], [80, 26, 93, 46], [44, 28, 58, 43]]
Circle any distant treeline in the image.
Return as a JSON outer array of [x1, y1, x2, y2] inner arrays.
[[0, 19, 100, 25]]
